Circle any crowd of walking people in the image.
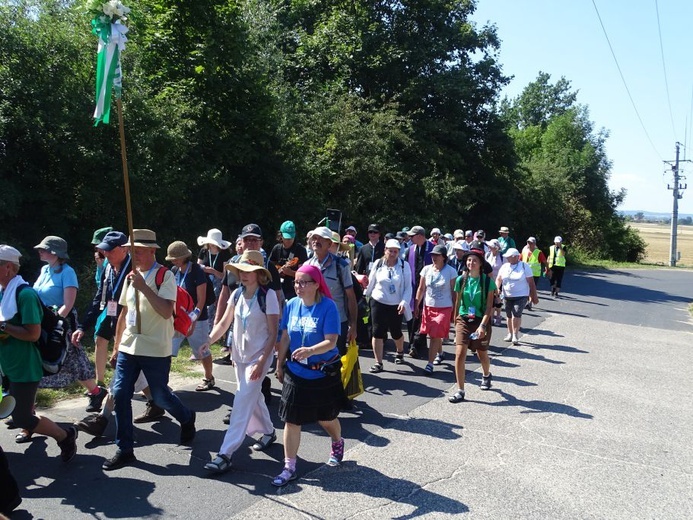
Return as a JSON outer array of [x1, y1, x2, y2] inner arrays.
[[0, 221, 568, 514]]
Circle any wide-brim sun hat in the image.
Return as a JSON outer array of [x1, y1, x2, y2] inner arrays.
[[499, 226, 510, 234], [462, 242, 493, 274], [310, 226, 334, 241], [431, 244, 448, 256], [34, 236, 70, 259], [225, 250, 271, 280], [124, 229, 160, 249], [165, 241, 193, 261], [197, 228, 231, 249]]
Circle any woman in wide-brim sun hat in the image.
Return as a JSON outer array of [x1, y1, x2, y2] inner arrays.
[[203, 249, 280, 475], [197, 229, 232, 333]]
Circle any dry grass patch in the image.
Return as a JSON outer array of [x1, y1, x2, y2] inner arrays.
[[629, 222, 693, 266]]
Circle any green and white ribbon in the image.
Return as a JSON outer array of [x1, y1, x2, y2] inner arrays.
[[92, 18, 128, 126]]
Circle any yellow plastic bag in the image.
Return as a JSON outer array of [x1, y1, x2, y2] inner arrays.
[[341, 339, 364, 400]]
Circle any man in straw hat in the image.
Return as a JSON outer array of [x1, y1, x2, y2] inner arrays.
[[497, 226, 516, 256], [105, 229, 196, 471], [0, 245, 78, 464]]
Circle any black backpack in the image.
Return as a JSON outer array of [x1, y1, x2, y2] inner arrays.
[[15, 284, 69, 376]]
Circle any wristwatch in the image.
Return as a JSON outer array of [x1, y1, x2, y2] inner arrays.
[[0, 322, 6, 332]]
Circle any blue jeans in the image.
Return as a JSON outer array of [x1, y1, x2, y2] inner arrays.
[[112, 352, 193, 453]]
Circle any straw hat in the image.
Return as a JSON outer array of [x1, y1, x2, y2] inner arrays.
[[165, 241, 192, 261], [124, 229, 160, 249], [197, 228, 231, 250], [34, 236, 70, 259], [225, 250, 271, 280]]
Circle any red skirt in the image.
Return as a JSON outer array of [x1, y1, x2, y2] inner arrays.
[[419, 306, 453, 339]]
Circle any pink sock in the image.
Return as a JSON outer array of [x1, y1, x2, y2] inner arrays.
[[284, 457, 296, 472]]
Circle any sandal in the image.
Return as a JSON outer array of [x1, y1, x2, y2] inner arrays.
[[424, 363, 434, 374], [204, 454, 232, 474], [369, 363, 383, 373], [271, 467, 298, 487], [251, 430, 277, 452], [394, 353, 404, 364], [15, 430, 32, 443], [195, 378, 215, 392], [448, 390, 465, 403]]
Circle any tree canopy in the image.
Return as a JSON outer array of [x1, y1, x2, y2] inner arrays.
[[0, 0, 643, 283]]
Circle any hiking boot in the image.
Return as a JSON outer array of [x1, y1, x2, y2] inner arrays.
[[102, 450, 136, 471], [480, 373, 493, 390], [76, 414, 108, 437], [58, 426, 78, 463], [86, 386, 108, 413], [133, 401, 165, 424], [180, 411, 196, 444]]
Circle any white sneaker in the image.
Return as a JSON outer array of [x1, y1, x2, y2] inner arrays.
[[512, 333, 520, 345], [503, 333, 513, 342]]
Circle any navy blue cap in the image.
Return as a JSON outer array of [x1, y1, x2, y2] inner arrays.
[[97, 231, 128, 251]]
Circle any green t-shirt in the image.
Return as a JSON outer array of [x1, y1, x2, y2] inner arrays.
[[454, 274, 497, 318], [0, 287, 44, 382]]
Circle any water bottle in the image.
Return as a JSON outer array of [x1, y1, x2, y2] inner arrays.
[[188, 308, 201, 323], [469, 331, 480, 340]]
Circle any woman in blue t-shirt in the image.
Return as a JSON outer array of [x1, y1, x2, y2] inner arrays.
[[273, 264, 346, 487], [32, 237, 103, 415]]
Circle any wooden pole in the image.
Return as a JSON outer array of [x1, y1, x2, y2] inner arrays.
[[116, 97, 141, 332]]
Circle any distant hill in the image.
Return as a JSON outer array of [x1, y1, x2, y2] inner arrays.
[[619, 210, 693, 220]]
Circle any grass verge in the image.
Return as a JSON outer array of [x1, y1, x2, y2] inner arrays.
[[36, 342, 226, 408]]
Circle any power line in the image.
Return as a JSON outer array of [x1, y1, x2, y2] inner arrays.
[[591, 0, 663, 160], [654, 0, 677, 140]]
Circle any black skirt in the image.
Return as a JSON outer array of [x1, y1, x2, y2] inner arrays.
[[279, 364, 347, 425]]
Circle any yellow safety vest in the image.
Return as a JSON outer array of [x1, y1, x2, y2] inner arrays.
[[522, 248, 541, 277], [548, 245, 566, 267]]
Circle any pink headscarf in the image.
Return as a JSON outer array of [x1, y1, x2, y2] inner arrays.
[[297, 264, 333, 300]]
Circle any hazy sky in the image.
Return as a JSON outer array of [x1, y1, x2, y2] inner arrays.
[[472, 0, 693, 214]]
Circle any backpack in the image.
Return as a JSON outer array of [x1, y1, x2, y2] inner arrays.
[[172, 263, 216, 308], [15, 285, 69, 376], [334, 256, 364, 302], [231, 285, 269, 314], [155, 267, 194, 336]]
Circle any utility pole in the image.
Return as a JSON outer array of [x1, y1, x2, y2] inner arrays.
[[665, 142, 688, 266]]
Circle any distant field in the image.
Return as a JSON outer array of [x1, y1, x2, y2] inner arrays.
[[629, 222, 693, 266]]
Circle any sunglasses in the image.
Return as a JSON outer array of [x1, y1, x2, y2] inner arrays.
[[293, 280, 315, 288]]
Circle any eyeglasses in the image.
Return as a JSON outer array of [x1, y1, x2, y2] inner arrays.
[[293, 280, 316, 288]]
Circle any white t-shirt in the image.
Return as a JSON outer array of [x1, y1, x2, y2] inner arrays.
[[420, 264, 457, 308], [229, 287, 279, 364], [119, 266, 177, 357], [497, 261, 533, 298]]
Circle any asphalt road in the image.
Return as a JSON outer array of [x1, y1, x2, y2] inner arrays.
[[2, 268, 691, 519]]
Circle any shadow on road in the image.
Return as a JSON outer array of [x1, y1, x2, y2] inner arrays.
[[474, 388, 593, 419]]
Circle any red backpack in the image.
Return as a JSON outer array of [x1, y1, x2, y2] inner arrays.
[[155, 266, 194, 336]]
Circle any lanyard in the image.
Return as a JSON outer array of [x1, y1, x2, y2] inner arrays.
[[239, 289, 258, 331], [299, 302, 316, 347], [110, 258, 129, 297], [208, 251, 219, 269], [176, 262, 191, 287], [319, 253, 331, 272], [141, 263, 159, 285], [465, 276, 481, 305]]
